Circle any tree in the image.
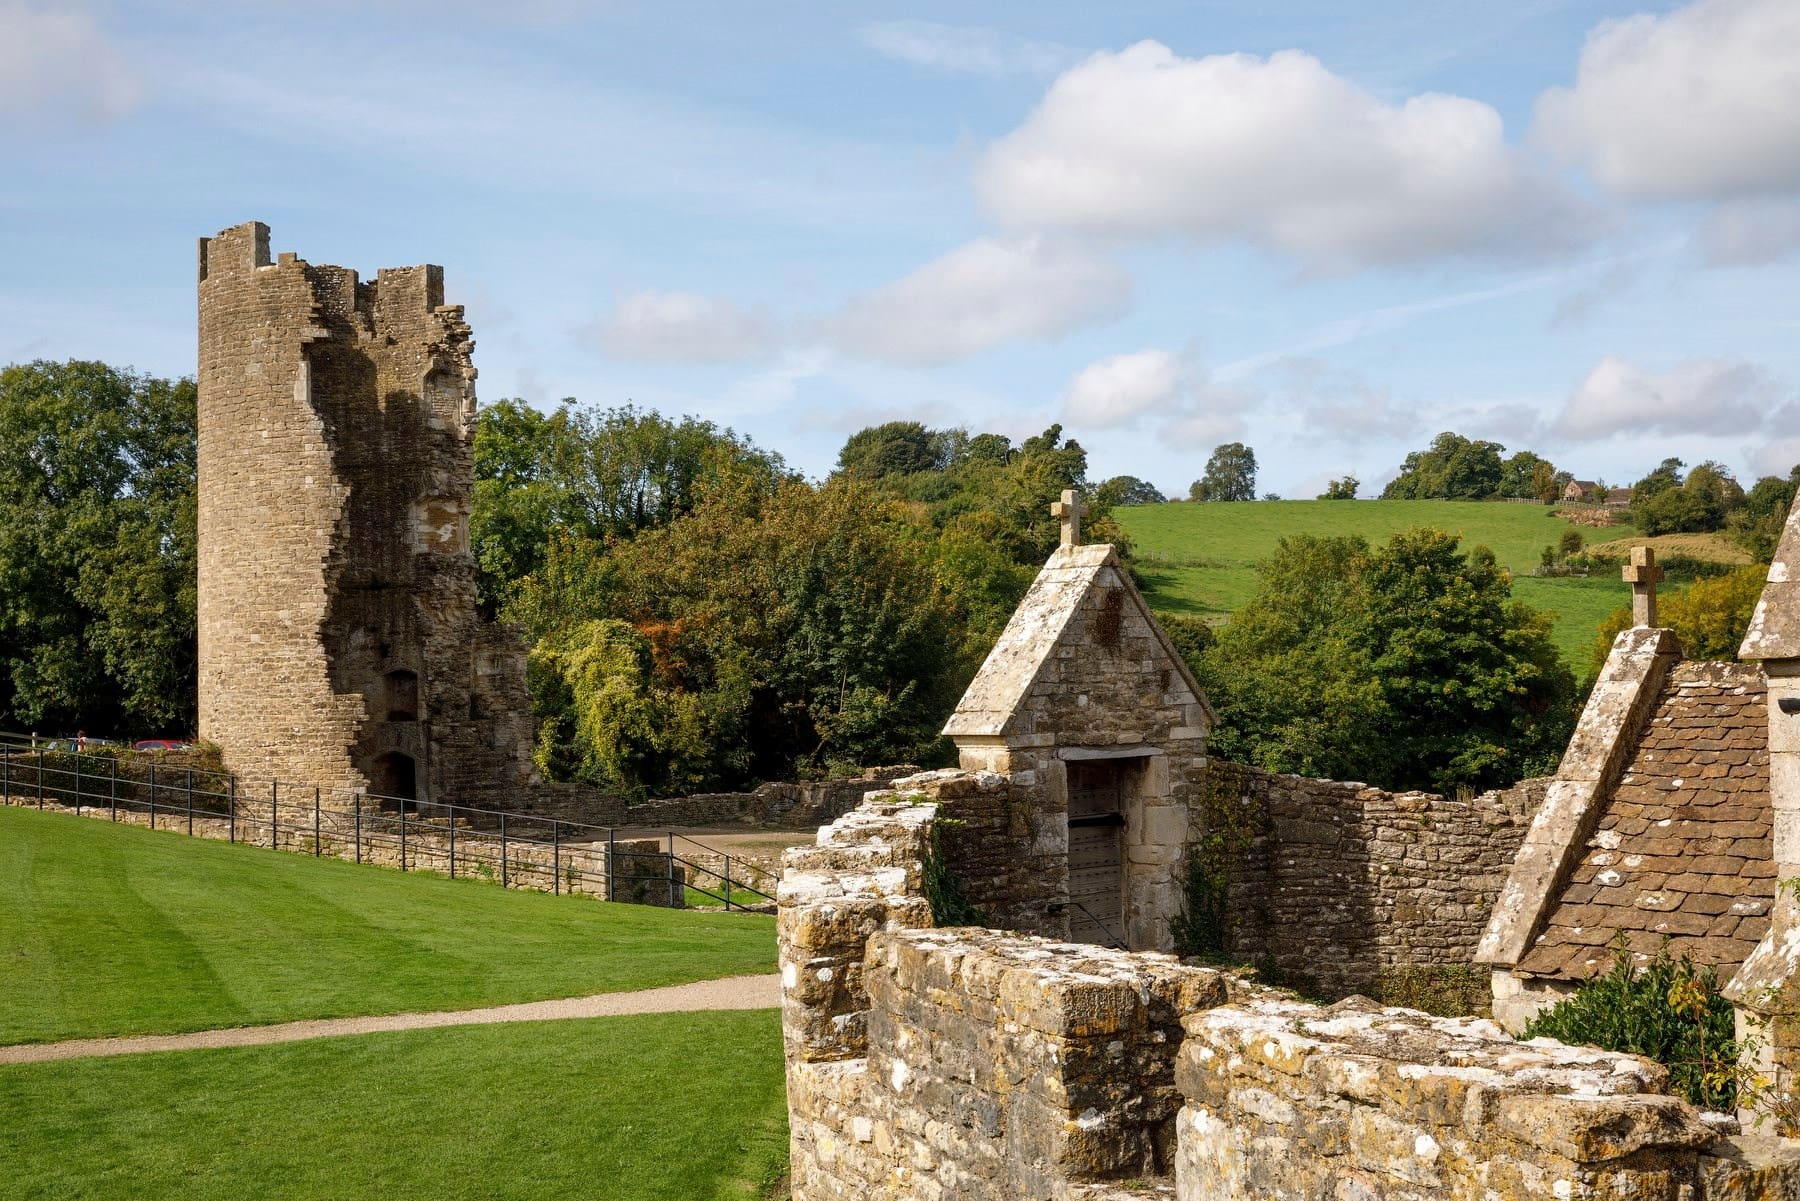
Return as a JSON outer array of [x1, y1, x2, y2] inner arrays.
[[1499, 451, 1558, 501], [1380, 432, 1505, 500], [471, 399, 786, 605], [1733, 467, 1799, 560], [519, 478, 968, 792], [1631, 459, 1743, 535], [0, 361, 198, 735], [1318, 477, 1359, 500], [1192, 442, 1257, 502], [834, 421, 948, 479], [1095, 475, 1166, 508], [1197, 528, 1576, 793]]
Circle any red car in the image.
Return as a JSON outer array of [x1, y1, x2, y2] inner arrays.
[[133, 739, 194, 752]]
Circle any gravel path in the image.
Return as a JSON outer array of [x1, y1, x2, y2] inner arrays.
[[0, 973, 782, 1065]]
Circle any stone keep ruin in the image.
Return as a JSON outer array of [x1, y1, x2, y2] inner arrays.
[[196, 222, 535, 809], [777, 491, 1800, 1200]]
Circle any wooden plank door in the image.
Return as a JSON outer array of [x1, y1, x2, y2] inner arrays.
[[1066, 761, 1125, 947]]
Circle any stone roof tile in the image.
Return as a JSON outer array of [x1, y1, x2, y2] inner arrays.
[[1517, 661, 1771, 983]]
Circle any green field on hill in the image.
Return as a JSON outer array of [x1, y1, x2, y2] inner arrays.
[[0, 806, 776, 1045], [1115, 500, 1644, 676], [1, 1010, 788, 1201]]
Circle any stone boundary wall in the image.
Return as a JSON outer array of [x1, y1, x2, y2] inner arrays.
[[778, 787, 1800, 1201], [1214, 766, 1546, 998], [1176, 995, 1790, 1200], [505, 766, 918, 831]]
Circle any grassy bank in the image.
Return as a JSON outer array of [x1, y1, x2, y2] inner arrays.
[[1117, 500, 1650, 675], [0, 805, 775, 1045], [0, 1010, 788, 1201]]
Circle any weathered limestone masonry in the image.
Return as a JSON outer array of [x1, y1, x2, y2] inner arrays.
[[197, 222, 534, 809], [779, 789, 1800, 1199], [1176, 996, 1793, 1201], [1219, 768, 1543, 998], [942, 497, 1215, 950], [1727, 491, 1800, 1092]]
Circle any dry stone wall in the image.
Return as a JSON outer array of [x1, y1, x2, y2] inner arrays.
[[779, 788, 1800, 1201], [1210, 766, 1545, 999]]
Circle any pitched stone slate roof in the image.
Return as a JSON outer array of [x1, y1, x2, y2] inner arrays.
[[941, 543, 1212, 740], [1515, 661, 1773, 981]]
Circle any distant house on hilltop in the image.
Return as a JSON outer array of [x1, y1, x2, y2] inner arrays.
[[1605, 487, 1632, 508], [1562, 479, 1601, 503]]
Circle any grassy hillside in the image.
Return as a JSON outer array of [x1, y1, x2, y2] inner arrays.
[[1116, 500, 1646, 676], [0, 806, 775, 1045], [2, 1010, 788, 1201]]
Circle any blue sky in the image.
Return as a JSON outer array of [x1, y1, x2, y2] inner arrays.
[[3, 0, 1798, 496]]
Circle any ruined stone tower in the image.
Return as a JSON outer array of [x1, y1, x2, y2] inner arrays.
[[196, 221, 534, 807]]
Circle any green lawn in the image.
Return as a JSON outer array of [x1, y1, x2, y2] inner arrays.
[[0, 1010, 788, 1201], [1117, 500, 1637, 675], [0, 806, 776, 1045]]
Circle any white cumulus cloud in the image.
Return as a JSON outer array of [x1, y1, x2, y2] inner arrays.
[[826, 237, 1130, 365], [0, 4, 138, 120], [1060, 350, 1183, 428], [858, 20, 1074, 77], [593, 291, 778, 363], [1058, 347, 1257, 448], [976, 41, 1591, 271], [1536, 0, 1800, 201], [1553, 355, 1781, 441]]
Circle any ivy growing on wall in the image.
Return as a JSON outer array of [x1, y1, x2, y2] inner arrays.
[[1172, 762, 1259, 958]]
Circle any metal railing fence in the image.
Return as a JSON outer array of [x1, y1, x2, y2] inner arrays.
[[0, 734, 775, 912]]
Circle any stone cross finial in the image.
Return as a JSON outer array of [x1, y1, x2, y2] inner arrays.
[[1051, 488, 1084, 548], [1622, 546, 1664, 628]]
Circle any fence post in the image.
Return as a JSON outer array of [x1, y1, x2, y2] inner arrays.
[[553, 822, 560, 896], [607, 829, 616, 902], [3, 747, 9, 803], [724, 855, 733, 911], [668, 832, 677, 907], [148, 763, 156, 830], [448, 805, 456, 879], [354, 801, 362, 864], [271, 781, 278, 851], [186, 768, 194, 835], [109, 757, 117, 822], [228, 777, 236, 843], [36, 748, 43, 809], [74, 752, 82, 817], [500, 812, 508, 888], [314, 788, 321, 856], [400, 801, 408, 871]]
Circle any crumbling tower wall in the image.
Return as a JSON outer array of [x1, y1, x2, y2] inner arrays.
[[196, 221, 534, 807]]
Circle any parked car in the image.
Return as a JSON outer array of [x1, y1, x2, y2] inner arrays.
[[133, 739, 194, 752]]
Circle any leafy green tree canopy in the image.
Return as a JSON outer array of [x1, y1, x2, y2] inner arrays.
[[1190, 442, 1257, 502], [1095, 475, 1166, 507], [0, 361, 197, 735], [471, 399, 787, 605], [1196, 527, 1576, 793], [1380, 432, 1507, 500], [1318, 476, 1359, 500]]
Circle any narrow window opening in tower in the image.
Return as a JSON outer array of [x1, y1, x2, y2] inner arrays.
[[385, 669, 419, 722]]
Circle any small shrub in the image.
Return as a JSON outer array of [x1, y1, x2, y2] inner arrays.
[[1523, 939, 1744, 1110], [922, 823, 982, 927]]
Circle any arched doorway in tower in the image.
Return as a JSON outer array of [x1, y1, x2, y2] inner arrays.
[[370, 751, 417, 808]]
